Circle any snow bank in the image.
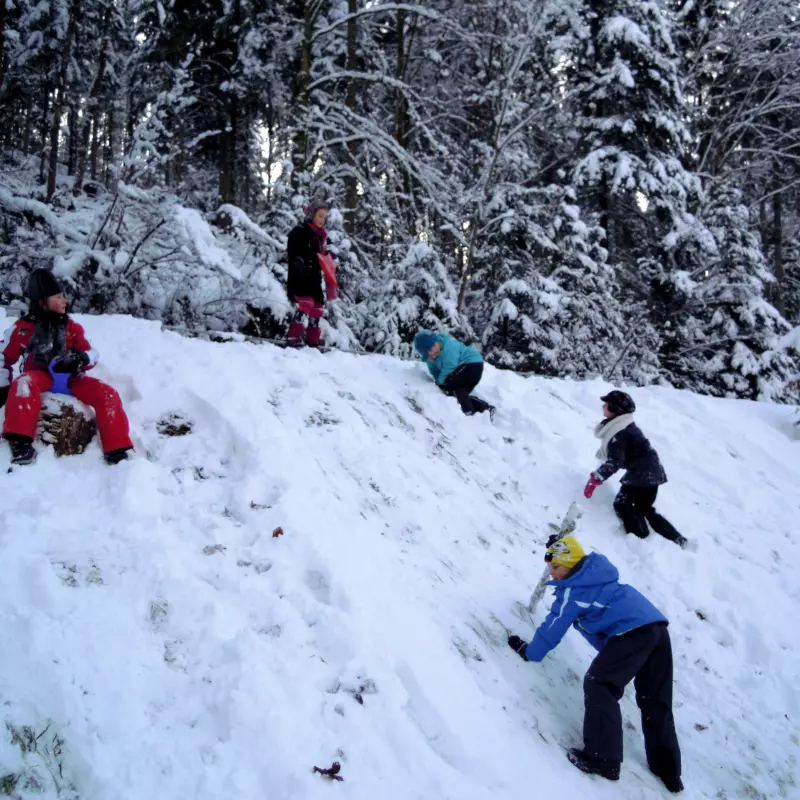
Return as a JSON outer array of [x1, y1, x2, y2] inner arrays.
[[0, 310, 798, 799]]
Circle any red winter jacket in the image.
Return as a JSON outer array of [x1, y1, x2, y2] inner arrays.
[[0, 316, 98, 389]]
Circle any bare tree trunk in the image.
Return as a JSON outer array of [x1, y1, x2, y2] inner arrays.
[[0, 0, 6, 93], [175, 119, 185, 189], [218, 0, 240, 206], [343, 0, 358, 235], [90, 110, 101, 180], [265, 97, 275, 204], [293, 0, 324, 179], [600, 184, 615, 265], [394, 8, 416, 227], [219, 94, 238, 205], [47, 0, 79, 201], [126, 89, 135, 153], [106, 103, 120, 190], [74, 14, 109, 193], [67, 105, 79, 174], [39, 84, 52, 184], [394, 10, 411, 146], [456, 224, 479, 314], [75, 117, 93, 194], [759, 196, 768, 244], [22, 94, 35, 154], [242, 107, 252, 211], [103, 108, 112, 185], [772, 172, 785, 316]]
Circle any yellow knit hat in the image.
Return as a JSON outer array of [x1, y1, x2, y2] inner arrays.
[[545, 535, 586, 570]]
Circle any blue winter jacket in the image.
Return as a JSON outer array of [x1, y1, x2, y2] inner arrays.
[[524, 552, 667, 663], [414, 331, 483, 386]]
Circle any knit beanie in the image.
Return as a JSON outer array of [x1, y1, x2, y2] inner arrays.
[[414, 331, 439, 358], [28, 268, 63, 302], [545, 535, 586, 570]]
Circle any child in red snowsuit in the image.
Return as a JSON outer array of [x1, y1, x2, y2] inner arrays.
[[0, 269, 133, 466]]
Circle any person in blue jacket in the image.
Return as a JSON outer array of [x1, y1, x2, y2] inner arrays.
[[413, 330, 494, 417], [507, 535, 683, 794]]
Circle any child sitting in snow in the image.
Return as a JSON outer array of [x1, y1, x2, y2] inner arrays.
[[413, 330, 494, 417], [0, 269, 134, 466], [583, 390, 688, 548]]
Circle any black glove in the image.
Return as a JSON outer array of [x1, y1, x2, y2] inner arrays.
[[51, 351, 90, 374], [546, 532, 561, 548], [0, 386, 8, 409], [508, 635, 528, 660]]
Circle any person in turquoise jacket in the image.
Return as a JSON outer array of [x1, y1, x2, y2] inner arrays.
[[413, 330, 494, 417]]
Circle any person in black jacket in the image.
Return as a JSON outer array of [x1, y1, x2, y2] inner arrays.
[[583, 391, 689, 549], [286, 200, 329, 347]]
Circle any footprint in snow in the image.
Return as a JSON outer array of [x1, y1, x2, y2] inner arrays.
[[305, 569, 333, 605], [395, 660, 474, 775]]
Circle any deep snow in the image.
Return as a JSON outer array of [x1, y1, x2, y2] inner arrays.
[[0, 311, 798, 800]]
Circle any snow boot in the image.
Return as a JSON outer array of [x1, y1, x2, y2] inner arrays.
[[566, 749, 620, 781], [652, 771, 684, 794], [287, 320, 306, 347], [305, 324, 322, 348], [105, 447, 132, 466], [9, 438, 37, 466]]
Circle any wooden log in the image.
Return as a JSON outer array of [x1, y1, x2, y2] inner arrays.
[[36, 394, 97, 457]]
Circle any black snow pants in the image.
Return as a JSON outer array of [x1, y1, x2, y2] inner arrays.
[[613, 486, 683, 543], [583, 622, 681, 784], [440, 363, 492, 416]]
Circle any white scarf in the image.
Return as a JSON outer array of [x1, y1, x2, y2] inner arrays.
[[594, 413, 635, 460]]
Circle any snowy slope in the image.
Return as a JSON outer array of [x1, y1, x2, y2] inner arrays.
[[0, 311, 798, 800]]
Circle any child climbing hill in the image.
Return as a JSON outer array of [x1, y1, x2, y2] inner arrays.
[[414, 330, 495, 417]]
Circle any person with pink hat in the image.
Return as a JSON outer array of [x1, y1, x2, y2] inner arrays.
[[286, 200, 335, 348]]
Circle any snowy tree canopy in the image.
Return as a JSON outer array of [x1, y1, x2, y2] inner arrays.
[[0, 0, 797, 402]]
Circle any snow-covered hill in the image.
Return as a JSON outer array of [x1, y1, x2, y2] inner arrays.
[[0, 311, 798, 800]]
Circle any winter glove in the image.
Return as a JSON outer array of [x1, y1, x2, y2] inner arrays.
[[51, 351, 90, 374], [0, 386, 7, 409], [583, 473, 603, 499], [508, 635, 528, 661]]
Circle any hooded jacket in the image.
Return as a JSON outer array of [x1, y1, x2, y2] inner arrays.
[[413, 331, 483, 386], [524, 552, 667, 663]]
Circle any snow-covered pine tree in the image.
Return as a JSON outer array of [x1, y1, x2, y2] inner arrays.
[[664, 186, 799, 401], [361, 242, 465, 358], [480, 186, 634, 379], [459, 0, 635, 379], [567, 0, 700, 262], [676, 0, 800, 326]]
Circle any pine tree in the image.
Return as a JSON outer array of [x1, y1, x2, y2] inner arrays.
[[361, 242, 465, 358], [480, 186, 634, 379], [562, 0, 700, 270], [665, 186, 799, 400]]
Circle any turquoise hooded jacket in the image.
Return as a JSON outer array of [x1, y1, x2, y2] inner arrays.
[[413, 331, 483, 386]]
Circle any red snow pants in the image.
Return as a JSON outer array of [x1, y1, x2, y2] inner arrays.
[[2, 370, 133, 454]]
